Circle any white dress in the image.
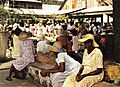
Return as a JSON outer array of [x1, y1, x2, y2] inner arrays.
[[12, 39, 35, 71], [63, 48, 104, 87], [50, 52, 81, 87]]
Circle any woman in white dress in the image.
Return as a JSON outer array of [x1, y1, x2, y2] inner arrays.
[[6, 31, 35, 81], [63, 34, 104, 87], [40, 41, 81, 87]]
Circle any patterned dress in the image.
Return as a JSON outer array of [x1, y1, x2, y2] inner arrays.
[[12, 39, 35, 71], [63, 48, 104, 87]]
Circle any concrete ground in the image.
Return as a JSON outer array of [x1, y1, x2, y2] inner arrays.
[[0, 61, 120, 87], [92, 82, 120, 87], [0, 61, 37, 87], [0, 69, 38, 87], [0, 69, 119, 87]]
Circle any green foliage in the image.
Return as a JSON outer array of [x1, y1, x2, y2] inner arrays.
[[0, 6, 9, 21], [114, 76, 120, 86], [37, 18, 44, 21], [50, 14, 68, 20], [0, 57, 14, 63], [67, 14, 73, 18], [0, 5, 16, 23], [31, 15, 37, 22], [0, 0, 6, 5]]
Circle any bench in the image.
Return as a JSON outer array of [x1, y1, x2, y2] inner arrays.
[[27, 62, 120, 87], [27, 62, 54, 87]]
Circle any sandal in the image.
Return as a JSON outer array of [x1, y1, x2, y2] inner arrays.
[[12, 75, 18, 78], [6, 76, 12, 81]]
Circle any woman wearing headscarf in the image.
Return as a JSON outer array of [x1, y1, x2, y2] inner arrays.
[[40, 41, 80, 87], [6, 31, 35, 81], [63, 34, 104, 87]]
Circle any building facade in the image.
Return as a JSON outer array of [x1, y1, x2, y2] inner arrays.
[[60, 0, 113, 23], [3, 0, 63, 9], [9, 0, 42, 9], [62, 0, 113, 10], [42, 0, 63, 5]]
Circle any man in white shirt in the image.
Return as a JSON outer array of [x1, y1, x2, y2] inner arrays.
[[36, 35, 50, 53]]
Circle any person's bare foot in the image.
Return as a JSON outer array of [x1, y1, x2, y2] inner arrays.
[[6, 76, 12, 81]]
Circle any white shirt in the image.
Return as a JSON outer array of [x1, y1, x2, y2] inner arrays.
[[36, 40, 50, 53], [72, 36, 79, 52], [56, 52, 80, 73], [50, 52, 81, 87]]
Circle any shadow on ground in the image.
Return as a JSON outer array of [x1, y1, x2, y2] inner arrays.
[[0, 69, 37, 87]]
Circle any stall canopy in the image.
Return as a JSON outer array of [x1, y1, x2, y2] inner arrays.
[[74, 6, 113, 15], [4, 7, 85, 15], [4, 6, 112, 16]]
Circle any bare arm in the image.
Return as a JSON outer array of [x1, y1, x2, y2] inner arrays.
[[46, 62, 65, 73], [77, 65, 84, 75], [40, 62, 65, 77], [76, 68, 103, 82], [84, 68, 102, 76]]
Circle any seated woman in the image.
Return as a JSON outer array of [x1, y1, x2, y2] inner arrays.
[[40, 41, 81, 87], [6, 31, 35, 81], [63, 34, 104, 87]]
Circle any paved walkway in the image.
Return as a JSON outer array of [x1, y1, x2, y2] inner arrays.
[[0, 69, 37, 87], [0, 61, 12, 70], [0, 61, 120, 87], [0, 61, 37, 87]]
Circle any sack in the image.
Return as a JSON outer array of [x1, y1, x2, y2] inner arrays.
[[36, 52, 56, 65]]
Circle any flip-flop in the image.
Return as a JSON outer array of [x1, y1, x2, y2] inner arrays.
[[6, 76, 12, 81]]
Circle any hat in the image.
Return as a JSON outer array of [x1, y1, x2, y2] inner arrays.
[[78, 34, 99, 47], [19, 31, 31, 41], [48, 41, 63, 52]]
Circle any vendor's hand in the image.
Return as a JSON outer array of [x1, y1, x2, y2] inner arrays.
[[40, 69, 48, 77], [40, 71, 47, 77], [76, 74, 85, 82]]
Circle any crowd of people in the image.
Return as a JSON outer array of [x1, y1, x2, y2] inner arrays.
[[2, 19, 114, 58], [2, 19, 114, 87]]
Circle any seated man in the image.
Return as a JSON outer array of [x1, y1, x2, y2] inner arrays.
[[36, 34, 50, 53]]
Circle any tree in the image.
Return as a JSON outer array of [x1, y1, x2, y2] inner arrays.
[[51, 14, 68, 20], [0, 0, 7, 5], [113, 0, 120, 63], [0, 5, 16, 23]]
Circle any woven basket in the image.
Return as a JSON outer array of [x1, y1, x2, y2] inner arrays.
[[36, 52, 56, 65]]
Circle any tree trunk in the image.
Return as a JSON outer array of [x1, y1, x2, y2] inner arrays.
[[113, 0, 120, 63]]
